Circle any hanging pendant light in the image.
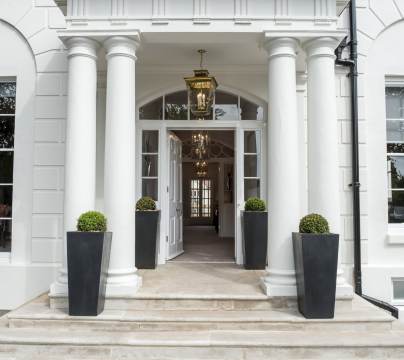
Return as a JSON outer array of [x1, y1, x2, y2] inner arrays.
[[184, 50, 218, 118]]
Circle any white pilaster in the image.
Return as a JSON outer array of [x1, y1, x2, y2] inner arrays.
[[305, 37, 353, 298], [103, 36, 141, 296], [261, 38, 301, 297], [50, 37, 98, 296]]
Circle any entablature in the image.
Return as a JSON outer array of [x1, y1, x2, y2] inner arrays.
[[61, 0, 345, 33]]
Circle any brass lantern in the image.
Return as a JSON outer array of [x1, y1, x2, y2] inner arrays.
[[184, 50, 218, 118]]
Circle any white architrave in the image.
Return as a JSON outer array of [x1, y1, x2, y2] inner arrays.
[[305, 37, 353, 298], [50, 37, 99, 296], [103, 35, 142, 296], [261, 37, 301, 297]]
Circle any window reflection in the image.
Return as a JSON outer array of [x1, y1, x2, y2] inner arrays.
[[139, 90, 265, 121]]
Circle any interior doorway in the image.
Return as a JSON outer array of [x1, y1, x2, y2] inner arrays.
[[167, 130, 235, 263]]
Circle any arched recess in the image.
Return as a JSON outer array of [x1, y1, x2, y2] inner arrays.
[[0, 19, 37, 263], [364, 19, 404, 269], [0, 1, 66, 266]]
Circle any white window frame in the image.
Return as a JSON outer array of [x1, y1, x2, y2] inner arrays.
[[386, 78, 404, 234], [0, 79, 16, 258]]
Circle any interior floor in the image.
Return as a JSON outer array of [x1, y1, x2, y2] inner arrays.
[[173, 226, 234, 263]]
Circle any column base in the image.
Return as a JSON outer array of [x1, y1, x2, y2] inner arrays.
[[105, 268, 142, 297], [49, 268, 68, 297], [261, 269, 354, 299], [260, 269, 297, 297], [49, 268, 143, 298]]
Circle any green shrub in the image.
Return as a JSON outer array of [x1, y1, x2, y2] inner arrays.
[[136, 196, 156, 211], [299, 214, 329, 234], [77, 211, 107, 232], [245, 197, 266, 212]]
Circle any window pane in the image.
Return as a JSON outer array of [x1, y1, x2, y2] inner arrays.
[[214, 92, 239, 120], [0, 117, 14, 148], [388, 190, 404, 223], [387, 120, 404, 142], [244, 131, 260, 153], [393, 280, 404, 300], [0, 152, 13, 183], [142, 155, 158, 177], [0, 219, 11, 252], [240, 98, 263, 120], [0, 82, 16, 115], [388, 156, 404, 189], [139, 97, 163, 120], [165, 91, 188, 120], [142, 130, 159, 153], [190, 179, 200, 218], [388, 143, 404, 153], [244, 155, 258, 177], [0, 186, 12, 216], [142, 179, 158, 200], [244, 179, 260, 200], [386, 87, 404, 119]]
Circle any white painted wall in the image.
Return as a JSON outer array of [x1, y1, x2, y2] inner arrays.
[[0, 0, 67, 309]]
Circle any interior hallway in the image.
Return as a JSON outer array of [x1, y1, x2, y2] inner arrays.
[[173, 227, 234, 263]]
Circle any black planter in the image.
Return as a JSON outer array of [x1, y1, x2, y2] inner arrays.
[[241, 211, 268, 269], [136, 210, 160, 269], [67, 231, 112, 316], [292, 232, 339, 319]]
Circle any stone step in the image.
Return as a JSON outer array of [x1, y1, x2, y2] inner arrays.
[[50, 293, 356, 311], [0, 328, 403, 359], [7, 308, 394, 332]]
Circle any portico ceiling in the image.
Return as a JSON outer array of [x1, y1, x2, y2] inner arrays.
[[97, 33, 307, 72]]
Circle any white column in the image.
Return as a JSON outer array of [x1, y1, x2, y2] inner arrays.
[[50, 37, 98, 296], [305, 37, 353, 298], [103, 36, 141, 296], [261, 38, 301, 297]]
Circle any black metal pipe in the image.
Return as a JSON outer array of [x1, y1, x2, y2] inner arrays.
[[335, 0, 399, 319], [335, 0, 361, 297]]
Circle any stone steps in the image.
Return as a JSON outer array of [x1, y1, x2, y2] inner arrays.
[[0, 327, 404, 359], [1, 293, 402, 359], [7, 308, 394, 332]]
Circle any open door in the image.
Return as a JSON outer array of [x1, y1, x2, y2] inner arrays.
[[167, 132, 184, 260]]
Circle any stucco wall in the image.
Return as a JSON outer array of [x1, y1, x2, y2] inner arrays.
[[0, 0, 67, 309], [359, 0, 404, 309]]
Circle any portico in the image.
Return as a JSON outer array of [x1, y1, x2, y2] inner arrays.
[[48, 28, 353, 300]]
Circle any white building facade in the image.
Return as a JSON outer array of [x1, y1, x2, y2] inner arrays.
[[0, 0, 403, 315]]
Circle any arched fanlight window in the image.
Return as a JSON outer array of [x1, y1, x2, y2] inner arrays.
[[139, 90, 265, 121]]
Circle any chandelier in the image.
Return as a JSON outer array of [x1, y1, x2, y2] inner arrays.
[[192, 131, 210, 177], [192, 131, 209, 158], [184, 50, 218, 118], [195, 159, 208, 178]]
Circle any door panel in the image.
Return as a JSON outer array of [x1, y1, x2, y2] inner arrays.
[[167, 132, 184, 260]]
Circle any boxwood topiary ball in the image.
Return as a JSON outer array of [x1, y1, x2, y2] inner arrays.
[[299, 213, 329, 234], [77, 211, 107, 232], [245, 197, 266, 212], [136, 196, 156, 211]]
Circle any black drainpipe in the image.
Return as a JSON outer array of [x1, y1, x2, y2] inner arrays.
[[335, 0, 399, 319]]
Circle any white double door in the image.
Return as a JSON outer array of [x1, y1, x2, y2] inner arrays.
[[167, 132, 184, 260]]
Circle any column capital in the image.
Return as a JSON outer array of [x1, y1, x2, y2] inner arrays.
[[263, 37, 299, 60], [303, 37, 340, 60], [65, 37, 99, 60], [104, 36, 140, 61]]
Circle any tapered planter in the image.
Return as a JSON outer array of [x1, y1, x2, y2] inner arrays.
[[136, 210, 160, 269], [292, 232, 339, 319], [241, 211, 268, 269], [67, 231, 112, 316]]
